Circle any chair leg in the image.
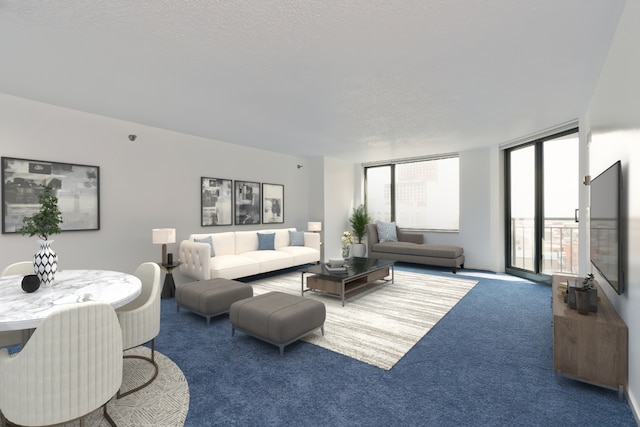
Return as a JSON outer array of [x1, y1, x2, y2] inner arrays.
[[103, 403, 118, 427], [117, 339, 159, 399]]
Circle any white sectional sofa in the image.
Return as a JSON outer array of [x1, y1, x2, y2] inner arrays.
[[179, 228, 320, 281]]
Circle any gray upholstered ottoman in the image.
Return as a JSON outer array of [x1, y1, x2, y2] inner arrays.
[[229, 291, 326, 355], [176, 278, 253, 325]]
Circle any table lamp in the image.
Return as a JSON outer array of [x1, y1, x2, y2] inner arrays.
[[152, 228, 176, 265], [308, 222, 322, 232]]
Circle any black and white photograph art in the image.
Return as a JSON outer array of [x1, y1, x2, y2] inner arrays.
[[234, 180, 261, 225], [201, 177, 233, 226], [262, 183, 284, 224], [1, 157, 100, 233]]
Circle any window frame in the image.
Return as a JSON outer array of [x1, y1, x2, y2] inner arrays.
[[364, 154, 460, 232]]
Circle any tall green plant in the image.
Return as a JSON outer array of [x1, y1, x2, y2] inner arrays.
[[18, 184, 63, 240], [349, 204, 371, 243]]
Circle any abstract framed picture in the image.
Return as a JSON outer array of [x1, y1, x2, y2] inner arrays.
[[201, 177, 233, 226], [234, 180, 261, 225], [262, 183, 284, 224], [1, 157, 100, 234]]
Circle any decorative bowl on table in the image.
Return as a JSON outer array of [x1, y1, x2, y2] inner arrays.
[[327, 259, 345, 268]]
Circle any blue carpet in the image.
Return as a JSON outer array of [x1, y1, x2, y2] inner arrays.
[[156, 264, 637, 426]]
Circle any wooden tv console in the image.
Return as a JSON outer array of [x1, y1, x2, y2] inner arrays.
[[551, 274, 628, 398]]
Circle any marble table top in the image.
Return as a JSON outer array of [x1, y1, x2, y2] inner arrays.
[[0, 269, 142, 332]]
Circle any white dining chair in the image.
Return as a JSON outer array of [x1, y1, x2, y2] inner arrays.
[[0, 261, 33, 277], [0, 301, 123, 427], [116, 262, 162, 398], [0, 262, 34, 350]]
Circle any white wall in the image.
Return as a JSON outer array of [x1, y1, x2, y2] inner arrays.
[[458, 146, 504, 272], [322, 157, 356, 260], [0, 93, 311, 283], [585, 0, 640, 418]]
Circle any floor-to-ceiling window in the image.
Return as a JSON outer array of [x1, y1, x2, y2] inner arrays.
[[365, 156, 459, 230], [506, 129, 580, 282]]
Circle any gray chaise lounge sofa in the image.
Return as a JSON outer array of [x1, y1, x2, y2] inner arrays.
[[365, 223, 465, 273]]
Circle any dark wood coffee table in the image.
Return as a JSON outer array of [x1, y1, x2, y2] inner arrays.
[[300, 257, 394, 306]]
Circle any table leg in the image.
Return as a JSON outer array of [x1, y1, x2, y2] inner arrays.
[[161, 272, 175, 299]]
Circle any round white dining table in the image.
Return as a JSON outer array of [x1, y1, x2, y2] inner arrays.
[[0, 269, 142, 332]]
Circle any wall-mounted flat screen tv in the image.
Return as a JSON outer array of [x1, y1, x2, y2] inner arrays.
[[589, 160, 623, 294]]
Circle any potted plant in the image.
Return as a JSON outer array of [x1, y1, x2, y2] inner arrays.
[[348, 204, 371, 257], [17, 184, 63, 286], [575, 273, 595, 315]]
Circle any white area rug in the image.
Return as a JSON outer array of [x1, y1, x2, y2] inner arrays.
[[250, 270, 478, 370], [62, 348, 189, 426]]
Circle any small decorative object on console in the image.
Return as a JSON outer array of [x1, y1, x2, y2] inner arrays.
[[567, 274, 598, 314]]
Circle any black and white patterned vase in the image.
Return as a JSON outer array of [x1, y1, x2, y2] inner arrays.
[[342, 246, 351, 259], [33, 239, 58, 286]]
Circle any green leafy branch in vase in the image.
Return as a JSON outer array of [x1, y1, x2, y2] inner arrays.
[[580, 273, 595, 291], [17, 184, 63, 240]]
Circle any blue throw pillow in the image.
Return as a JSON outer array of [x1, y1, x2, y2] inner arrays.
[[194, 236, 215, 257], [289, 230, 305, 246], [376, 221, 398, 243], [257, 232, 276, 250]]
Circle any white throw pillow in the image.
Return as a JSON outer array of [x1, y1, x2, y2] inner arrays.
[[376, 221, 398, 243]]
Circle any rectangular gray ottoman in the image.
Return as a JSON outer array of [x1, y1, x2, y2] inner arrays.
[[176, 278, 253, 325], [230, 291, 326, 355]]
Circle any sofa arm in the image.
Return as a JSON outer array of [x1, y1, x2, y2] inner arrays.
[[179, 240, 212, 281], [303, 232, 321, 252], [397, 229, 424, 244]]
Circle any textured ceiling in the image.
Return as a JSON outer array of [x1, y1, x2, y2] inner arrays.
[[0, 0, 627, 162]]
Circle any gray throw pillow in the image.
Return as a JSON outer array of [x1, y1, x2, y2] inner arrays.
[[376, 221, 398, 243], [194, 236, 215, 257], [257, 232, 276, 250], [289, 230, 305, 246]]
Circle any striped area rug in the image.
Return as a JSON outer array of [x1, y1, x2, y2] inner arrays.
[[250, 270, 478, 370]]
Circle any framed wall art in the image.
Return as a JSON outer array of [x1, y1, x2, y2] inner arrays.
[[234, 180, 261, 225], [1, 157, 100, 234], [262, 183, 284, 224], [201, 177, 233, 226]]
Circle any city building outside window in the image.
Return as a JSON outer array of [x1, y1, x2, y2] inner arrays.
[[365, 156, 459, 231]]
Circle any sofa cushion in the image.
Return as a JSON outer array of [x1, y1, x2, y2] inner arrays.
[[372, 241, 463, 259], [272, 228, 294, 249], [194, 236, 215, 257], [209, 255, 261, 279], [244, 250, 293, 273], [278, 246, 320, 265], [376, 221, 398, 242], [257, 232, 276, 250], [235, 231, 258, 254], [289, 230, 305, 246]]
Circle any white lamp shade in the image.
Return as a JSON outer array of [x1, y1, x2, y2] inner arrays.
[[307, 222, 322, 232], [152, 228, 176, 244]]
